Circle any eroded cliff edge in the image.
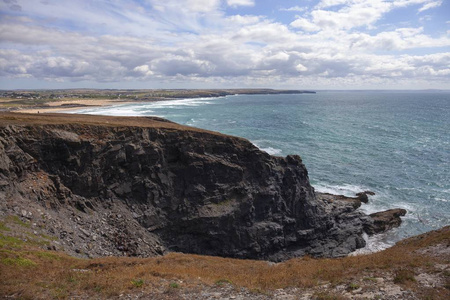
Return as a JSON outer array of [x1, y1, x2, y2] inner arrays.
[[0, 113, 403, 261]]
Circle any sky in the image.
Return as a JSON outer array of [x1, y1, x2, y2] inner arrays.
[[0, 0, 449, 90]]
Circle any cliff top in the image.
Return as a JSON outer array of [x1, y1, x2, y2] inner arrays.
[[0, 112, 225, 135]]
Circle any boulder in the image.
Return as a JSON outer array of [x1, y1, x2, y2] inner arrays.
[[364, 209, 407, 235], [355, 191, 375, 203]]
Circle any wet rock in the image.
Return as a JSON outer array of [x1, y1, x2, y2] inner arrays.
[[355, 191, 375, 203], [317, 192, 363, 209], [364, 208, 407, 235]]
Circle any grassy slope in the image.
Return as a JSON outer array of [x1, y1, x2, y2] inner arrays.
[[0, 112, 234, 138], [0, 214, 448, 299]]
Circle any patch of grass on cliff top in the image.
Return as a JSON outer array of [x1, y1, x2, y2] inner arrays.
[[0, 221, 10, 231], [0, 234, 24, 248], [0, 111, 229, 137], [0, 227, 448, 299], [6, 215, 31, 228]]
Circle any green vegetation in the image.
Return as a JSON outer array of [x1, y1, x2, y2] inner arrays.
[[34, 251, 62, 260], [347, 282, 360, 290], [313, 291, 346, 300], [7, 215, 31, 228], [131, 278, 144, 288], [39, 233, 58, 241], [1, 256, 37, 267], [0, 221, 10, 231], [363, 277, 378, 282], [0, 234, 24, 248], [0, 224, 448, 299], [215, 278, 233, 286], [393, 269, 416, 284], [0, 89, 313, 110]]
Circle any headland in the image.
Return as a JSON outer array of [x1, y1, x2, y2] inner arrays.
[[0, 112, 447, 299]]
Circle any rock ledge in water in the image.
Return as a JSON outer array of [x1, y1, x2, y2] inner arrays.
[[364, 209, 407, 235]]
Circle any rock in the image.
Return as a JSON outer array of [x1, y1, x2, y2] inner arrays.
[[317, 192, 363, 209], [0, 113, 403, 261], [355, 191, 375, 203], [374, 278, 384, 284], [364, 209, 407, 235], [79, 227, 90, 237]]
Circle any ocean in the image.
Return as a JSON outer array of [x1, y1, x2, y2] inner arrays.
[[73, 91, 450, 253]]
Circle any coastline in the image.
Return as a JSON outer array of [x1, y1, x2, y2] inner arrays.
[[13, 99, 136, 114], [0, 112, 407, 259], [0, 112, 448, 299], [3, 91, 448, 254], [0, 88, 315, 114]]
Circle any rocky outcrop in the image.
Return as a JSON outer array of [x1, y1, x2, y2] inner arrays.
[[0, 113, 405, 261], [364, 209, 407, 235], [316, 191, 375, 209], [317, 192, 363, 209], [356, 191, 375, 203]]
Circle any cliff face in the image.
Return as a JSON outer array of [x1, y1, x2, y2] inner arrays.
[[0, 113, 373, 261]]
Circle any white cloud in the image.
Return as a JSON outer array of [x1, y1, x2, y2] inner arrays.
[[295, 63, 308, 72], [186, 0, 221, 12], [226, 15, 260, 25], [133, 65, 154, 77], [280, 6, 307, 12], [290, 18, 320, 32], [227, 0, 255, 8], [293, 0, 442, 32], [233, 22, 295, 44], [348, 27, 450, 51], [316, 0, 352, 9], [268, 52, 290, 62], [310, 1, 392, 31], [150, 0, 221, 13], [0, 0, 449, 89], [418, 0, 443, 12]]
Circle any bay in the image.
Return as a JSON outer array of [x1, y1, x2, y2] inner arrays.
[[74, 91, 450, 252]]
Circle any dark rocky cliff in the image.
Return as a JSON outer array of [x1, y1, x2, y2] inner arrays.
[[0, 113, 402, 261]]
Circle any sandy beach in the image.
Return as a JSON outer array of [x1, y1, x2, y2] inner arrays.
[[14, 99, 135, 114]]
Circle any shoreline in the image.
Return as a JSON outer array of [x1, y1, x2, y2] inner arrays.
[[0, 88, 315, 114], [13, 94, 232, 114], [13, 99, 136, 114]]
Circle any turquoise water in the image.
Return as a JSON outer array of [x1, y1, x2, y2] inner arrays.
[[74, 91, 450, 252]]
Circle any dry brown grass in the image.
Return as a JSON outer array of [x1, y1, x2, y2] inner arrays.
[[0, 112, 240, 142], [1, 226, 449, 299]]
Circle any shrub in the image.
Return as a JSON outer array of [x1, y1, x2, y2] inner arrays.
[[313, 291, 346, 300], [131, 279, 144, 288], [215, 278, 232, 286], [7, 216, 30, 228], [393, 269, 416, 284], [2, 257, 36, 267], [0, 221, 10, 231], [347, 282, 360, 291]]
